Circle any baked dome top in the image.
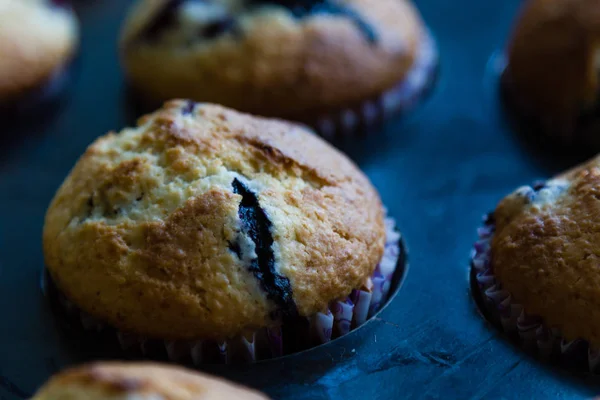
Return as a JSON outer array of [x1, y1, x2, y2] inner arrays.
[[43, 100, 385, 340]]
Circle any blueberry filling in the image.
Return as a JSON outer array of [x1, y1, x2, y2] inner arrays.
[[200, 17, 237, 39], [228, 240, 242, 259], [81, 195, 95, 222], [181, 99, 197, 115], [231, 178, 297, 318], [254, 0, 377, 43], [138, 0, 376, 44], [484, 212, 495, 226], [527, 180, 568, 205], [137, 0, 239, 42], [532, 180, 546, 191], [139, 0, 186, 41]]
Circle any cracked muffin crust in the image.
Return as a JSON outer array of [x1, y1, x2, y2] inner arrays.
[[0, 0, 78, 103], [32, 362, 269, 399], [43, 100, 385, 341], [490, 155, 600, 346], [119, 0, 426, 122], [503, 0, 600, 145]]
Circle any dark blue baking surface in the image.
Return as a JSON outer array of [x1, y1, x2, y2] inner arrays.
[[1, 0, 598, 399]]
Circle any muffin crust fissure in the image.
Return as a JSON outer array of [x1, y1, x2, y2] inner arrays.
[[43, 100, 385, 341], [230, 177, 297, 319], [490, 156, 600, 347]]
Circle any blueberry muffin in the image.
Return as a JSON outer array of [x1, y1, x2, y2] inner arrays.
[[119, 0, 437, 136], [471, 155, 600, 370], [503, 0, 600, 147], [43, 100, 401, 362], [32, 362, 269, 399], [0, 0, 78, 108]]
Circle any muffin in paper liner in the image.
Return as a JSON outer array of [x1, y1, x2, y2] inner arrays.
[[44, 217, 403, 365], [471, 214, 600, 373], [43, 101, 400, 365], [314, 29, 438, 140], [499, 0, 600, 150]]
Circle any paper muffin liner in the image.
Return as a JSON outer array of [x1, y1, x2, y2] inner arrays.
[[314, 29, 438, 140], [45, 217, 402, 365], [471, 214, 600, 372]]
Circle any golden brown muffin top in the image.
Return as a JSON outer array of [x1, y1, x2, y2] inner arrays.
[[119, 0, 425, 120], [0, 0, 78, 102], [32, 362, 269, 399], [43, 100, 385, 341], [492, 154, 600, 346], [505, 0, 600, 138]]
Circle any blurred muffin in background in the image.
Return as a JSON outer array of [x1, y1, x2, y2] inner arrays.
[[119, 0, 437, 138], [502, 0, 600, 149], [0, 0, 78, 111], [32, 362, 270, 399]]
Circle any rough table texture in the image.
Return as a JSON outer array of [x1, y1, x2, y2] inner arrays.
[[1, 0, 599, 399]]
